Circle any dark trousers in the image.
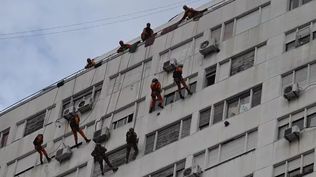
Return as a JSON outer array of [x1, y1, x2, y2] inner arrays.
[[126, 143, 139, 162], [97, 155, 114, 173]]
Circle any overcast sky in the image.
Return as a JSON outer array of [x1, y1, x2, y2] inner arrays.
[[0, 0, 211, 111]]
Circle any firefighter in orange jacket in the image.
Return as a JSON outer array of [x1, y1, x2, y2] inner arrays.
[[33, 134, 51, 164], [69, 112, 91, 146], [173, 64, 192, 99], [179, 5, 207, 23], [149, 78, 164, 113]]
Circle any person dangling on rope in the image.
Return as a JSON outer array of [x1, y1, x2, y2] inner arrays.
[[141, 23, 154, 42], [126, 128, 139, 163], [91, 144, 118, 176], [33, 134, 51, 164], [69, 112, 91, 146], [173, 64, 192, 99], [179, 5, 207, 23], [117, 40, 132, 53], [149, 78, 164, 113], [85, 58, 96, 69]]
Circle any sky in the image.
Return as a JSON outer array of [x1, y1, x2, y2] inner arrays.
[[0, 0, 211, 111]]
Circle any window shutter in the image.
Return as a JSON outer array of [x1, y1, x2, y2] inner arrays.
[[156, 123, 180, 149], [145, 133, 155, 154], [199, 109, 211, 129], [181, 118, 191, 138]]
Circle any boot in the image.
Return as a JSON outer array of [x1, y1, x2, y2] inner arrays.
[[85, 139, 91, 143], [187, 89, 193, 95], [46, 157, 51, 162], [180, 94, 185, 99], [149, 107, 154, 113]]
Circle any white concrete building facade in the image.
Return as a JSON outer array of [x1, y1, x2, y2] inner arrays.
[[1, 0, 316, 176]]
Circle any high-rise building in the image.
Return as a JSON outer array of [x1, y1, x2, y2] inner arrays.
[[1, 0, 316, 176]]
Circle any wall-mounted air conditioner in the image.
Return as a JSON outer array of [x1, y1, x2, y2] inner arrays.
[[283, 83, 300, 101], [183, 165, 202, 177], [93, 127, 110, 143], [76, 97, 93, 113], [63, 106, 74, 121], [55, 146, 72, 163], [199, 38, 220, 56], [163, 60, 176, 73], [284, 125, 300, 142]]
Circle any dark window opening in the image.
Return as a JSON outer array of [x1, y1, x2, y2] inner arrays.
[[205, 67, 216, 87]]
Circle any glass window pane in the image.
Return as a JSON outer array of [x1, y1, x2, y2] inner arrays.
[[0, 130, 9, 148], [289, 0, 299, 10], [261, 5, 270, 23], [278, 124, 289, 139], [303, 152, 314, 166], [220, 136, 246, 162], [227, 98, 239, 118], [199, 109, 211, 130], [252, 87, 262, 107], [213, 102, 224, 124], [208, 146, 219, 167], [145, 133, 155, 154], [288, 168, 300, 177], [235, 10, 260, 34], [285, 41, 296, 51], [303, 164, 314, 175], [247, 130, 258, 150], [288, 157, 301, 171], [211, 26, 221, 42], [295, 67, 308, 88], [310, 63, 316, 83], [302, 0, 312, 4], [223, 21, 234, 41], [274, 163, 286, 176], [205, 67, 216, 87], [189, 82, 197, 93], [307, 113, 316, 128], [193, 151, 205, 169], [239, 93, 251, 113], [292, 118, 304, 130], [282, 73, 293, 88], [165, 93, 175, 106], [181, 118, 191, 138]]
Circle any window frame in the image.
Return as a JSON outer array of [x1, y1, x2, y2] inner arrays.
[[204, 65, 217, 88], [112, 113, 134, 129], [0, 128, 10, 148], [144, 116, 192, 154]]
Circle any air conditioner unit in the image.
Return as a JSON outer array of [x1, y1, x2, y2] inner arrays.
[[163, 61, 176, 73], [93, 127, 111, 143], [199, 38, 220, 56], [63, 106, 74, 121], [284, 125, 300, 142], [283, 83, 300, 101], [55, 146, 72, 163], [183, 165, 202, 177], [76, 97, 93, 113]]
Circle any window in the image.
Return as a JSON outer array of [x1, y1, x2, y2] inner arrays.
[[285, 21, 316, 51], [193, 129, 258, 168], [145, 116, 192, 154], [274, 151, 314, 177], [164, 79, 197, 106], [223, 21, 234, 41], [93, 145, 136, 176], [230, 49, 255, 76], [289, 0, 314, 10], [0, 128, 9, 148], [205, 66, 216, 87], [211, 26, 221, 42], [24, 111, 45, 136], [213, 102, 224, 124], [226, 86, 261, 118], [276, 104, 316, 140], [235, 9, 260, 34], [282, 62, 316, 90], [62, 82, 103, 114], [112, 113, 133, 129], [199, 108, 211, 130], [145, 160, 185, 177]]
